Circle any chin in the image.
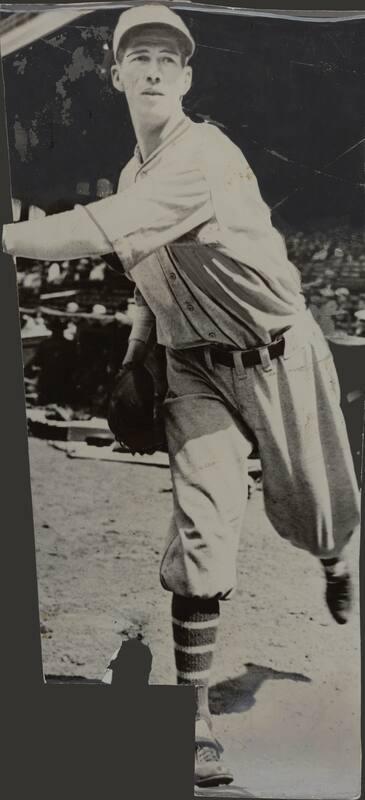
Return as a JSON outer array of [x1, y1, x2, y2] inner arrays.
[[141, 107, 171, 126]]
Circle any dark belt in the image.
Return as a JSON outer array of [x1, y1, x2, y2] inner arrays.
[[208, 337, 285, 368]]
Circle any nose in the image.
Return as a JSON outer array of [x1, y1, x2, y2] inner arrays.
[[146, 59, 162, 83]]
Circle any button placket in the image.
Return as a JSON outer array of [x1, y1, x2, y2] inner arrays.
[[158, 248, 222, 344]]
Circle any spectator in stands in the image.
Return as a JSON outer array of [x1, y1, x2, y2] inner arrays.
[[22, 265, 42, 294], [311, 243, 330, 262], [74, 258, 90, 284], [332, 310, 351, 333], [89, 258, 107, 282], [21, 313, 38, 334], [66, 301, 80, 315], [33, 310, 50, 335], [59, 260, 72, 284], [335, 293, 353, 321], [92, 303, 107, 316], [63, 320, 78, 342], [335, 287, 350, 300], [47, 261, 61, 284]]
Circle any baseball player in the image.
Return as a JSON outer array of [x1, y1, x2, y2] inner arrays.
[[2, 5, 360, 787]]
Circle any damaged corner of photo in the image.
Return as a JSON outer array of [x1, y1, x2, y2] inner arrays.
[[0, 2, 362, 798]]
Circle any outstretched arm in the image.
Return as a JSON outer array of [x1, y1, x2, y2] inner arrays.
[[2, 165, 213, 269], [2, 204, 112, 262]]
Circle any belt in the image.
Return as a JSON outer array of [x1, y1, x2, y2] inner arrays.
[[208, 337, 285, 368]]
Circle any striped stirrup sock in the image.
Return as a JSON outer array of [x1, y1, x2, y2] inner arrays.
[[320, 556, 348, 577], [172, 594, 219, 725]]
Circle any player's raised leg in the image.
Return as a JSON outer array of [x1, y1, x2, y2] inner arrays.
[[247, 314, 360, 624]]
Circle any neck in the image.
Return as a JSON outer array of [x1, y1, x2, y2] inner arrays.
[[132, 108, 185, 161]]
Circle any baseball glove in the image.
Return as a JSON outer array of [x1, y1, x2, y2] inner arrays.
[[107, 362, 167, 455]]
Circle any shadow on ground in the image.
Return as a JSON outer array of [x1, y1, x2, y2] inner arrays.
[[209, 662, 311, 715]]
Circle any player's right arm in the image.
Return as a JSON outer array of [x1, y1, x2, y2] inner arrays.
[[2, 163, 213, 267], [121, 287, 165, 399], [122, 286, 155, 366]]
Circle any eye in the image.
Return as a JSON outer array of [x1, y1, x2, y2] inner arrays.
[[161, 56, 175, 64], [132, 55, 149, 63]]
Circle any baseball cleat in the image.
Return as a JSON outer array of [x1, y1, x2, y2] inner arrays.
[[195, 719, 234, 788], [323, 563, 353, 625]]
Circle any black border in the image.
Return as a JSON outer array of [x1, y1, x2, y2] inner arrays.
[[1, 3, 363, 799]]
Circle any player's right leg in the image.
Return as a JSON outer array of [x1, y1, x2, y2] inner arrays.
[[160, 346, 254, 601], [160, 346, 254, 786]]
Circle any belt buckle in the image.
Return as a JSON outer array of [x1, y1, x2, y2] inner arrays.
[[239, 336, 284, 370], [272, 335, 285, 356]]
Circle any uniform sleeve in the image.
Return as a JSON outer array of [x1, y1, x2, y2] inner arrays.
[[2, 165, 213, 269], [80, 165, 213, 271], [1, 205, 111, 262]]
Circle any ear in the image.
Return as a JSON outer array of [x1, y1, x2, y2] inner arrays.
[[111, 64, 125, 94], [181, 65, 192, 97]]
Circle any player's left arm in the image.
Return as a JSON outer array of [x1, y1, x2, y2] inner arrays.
[[2, 165, 213, 268]]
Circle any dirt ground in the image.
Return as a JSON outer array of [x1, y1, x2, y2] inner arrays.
[[29, 437, 361, 799]]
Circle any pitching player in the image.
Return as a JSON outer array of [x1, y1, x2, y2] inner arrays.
[[2, 5, 360, 787]]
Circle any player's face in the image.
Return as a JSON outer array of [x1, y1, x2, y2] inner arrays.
[[111, 30, 192, 125]]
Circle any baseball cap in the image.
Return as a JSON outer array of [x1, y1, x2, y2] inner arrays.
[[113, 4, 195, 61], [335, 287, 350, 296], [355, 310, 365, 321]]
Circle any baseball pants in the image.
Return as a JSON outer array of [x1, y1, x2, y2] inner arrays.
[[159, 311, 360, 600]]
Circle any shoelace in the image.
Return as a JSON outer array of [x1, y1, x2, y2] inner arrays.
[[196, 744, 219, 763]]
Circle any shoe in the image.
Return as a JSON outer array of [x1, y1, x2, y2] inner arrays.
[[324, 563, 352, 625], [195, 718, 234, 788]]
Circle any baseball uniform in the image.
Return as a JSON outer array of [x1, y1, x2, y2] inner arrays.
[[3, 114, 360, 601]]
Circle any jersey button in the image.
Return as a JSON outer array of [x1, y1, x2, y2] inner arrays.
[[169, 273, 176, 280], [185, 303, 194, 311], [208, 331, 217, 338]]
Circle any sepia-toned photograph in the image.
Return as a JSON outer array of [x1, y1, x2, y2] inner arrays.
[[0, 2, 362, 797]]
